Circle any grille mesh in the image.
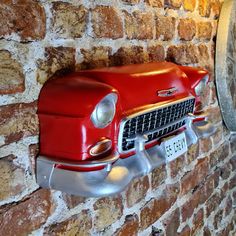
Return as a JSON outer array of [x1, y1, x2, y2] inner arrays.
[[121, 98, 195, 152]]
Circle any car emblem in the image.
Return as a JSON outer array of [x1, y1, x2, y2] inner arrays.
[[157, 87, 178, 97]]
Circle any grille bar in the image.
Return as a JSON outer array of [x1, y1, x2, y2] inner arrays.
[[118, 97, 195, 153]]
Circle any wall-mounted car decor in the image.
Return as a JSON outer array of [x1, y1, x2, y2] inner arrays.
[[37, 62, 215, 197]]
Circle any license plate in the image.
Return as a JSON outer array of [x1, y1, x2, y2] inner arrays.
[[164, 132, 187, 162]]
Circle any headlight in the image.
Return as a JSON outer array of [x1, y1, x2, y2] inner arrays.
[[195, 75, 209, 96], [91, 93, 117, 128]]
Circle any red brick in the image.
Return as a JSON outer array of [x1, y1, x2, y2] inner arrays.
[[164, 0, 182, 9], [28, 143, 38, 176], [198, 44, 210, 67], [0, 155, 26, 201], [151, 164, 167, 189], [126, 175, 149, 208], [199, 0, 211, 17], [186, 143, 199, 165], [169, 154, 186, 178], [178, 19, 196, 41], [199, 137, 212, 154], [211, 125, 223, 146], [0, 0, 46, 41], [178, 225, 191, 236], [0, 102, 38, 145], [209, 143, 229, 169], [0, 189, 53, 236], [122, 0, 140, 4], [183, 0, 196, 11], [180, 158, 209, 196], [44, 210, 92, 236], [62, 193, 86, 209], [206, 192, 221, 217], [93, 196, 123, 231], [140, 183, 179, 229], [115, 214, 139, 236], [145, 0, 163, 7], [167, 44, 199, 65], [225, 196, 233, 217], [214, 209, 223, 229], [37, 47, 75, 84], [156, 15, 176, 41], [92, 6, 123, 39], [124, 11, 154, 39], [192, 208, 204, 235], [230, 155, 236, 171], [230, 135, 236, 154], [80, 46, 112, 70], [147, 44, 165, 62], [110, 46, 147, 66], [211, 0, 221, 19], [229, 174, 236, 190], [221, 182, 229, 200], [164, 208, 180, 235], [52, 2, 87, 39], [0, 50, 24, 95], [197, 22, 212, 40], [203, 227, 211, 236], [220, 163, 231, 180]]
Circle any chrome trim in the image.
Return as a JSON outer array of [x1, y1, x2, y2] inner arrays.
[[38, 152, 119, 168], [89, 139, 112, 156], [118, 96, 195, 154], [36, 116, 216, 197]]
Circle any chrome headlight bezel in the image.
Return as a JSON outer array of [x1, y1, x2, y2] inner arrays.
[[91, 93, 118, 128], [195, 75, 209, 96]]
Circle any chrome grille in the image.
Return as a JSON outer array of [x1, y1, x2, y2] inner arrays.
[[119, 97, 195, 152]]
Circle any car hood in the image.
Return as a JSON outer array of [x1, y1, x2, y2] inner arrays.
[[79, 62, 194, 114]]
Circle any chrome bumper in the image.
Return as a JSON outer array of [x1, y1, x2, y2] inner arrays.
[[36, 115, 216, 197]]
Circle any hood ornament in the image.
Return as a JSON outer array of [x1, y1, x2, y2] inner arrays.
[[157, 87, 178, 97]]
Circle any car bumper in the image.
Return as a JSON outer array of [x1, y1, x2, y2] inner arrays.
[[36, 115, 216, 197]]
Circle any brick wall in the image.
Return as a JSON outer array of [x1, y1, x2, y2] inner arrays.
[[0, 0, 235, 235]]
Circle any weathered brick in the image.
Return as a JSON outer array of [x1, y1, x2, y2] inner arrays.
[[122, 0, 140, 4], [199, 0, 211, 17], [0, 0, 46, 41], [80, 46, 112, 70], [229, 174, 236, 190], [164, 0, 182, 9], [125, 11, 154, 40], [44, 210, 92, 236], [217, 223, 233, 236], [156, 15, 176, 41], [199, 137, 212, 154], [92, 6, 123, 39], [214, 209, 223, 229], [140, 183, 179, 229], [192, 208, 204, 235], [225, 196, 232, 217], [211, 0, 221, 19], [110, 46, 147, 66], [220, 163, 231, 180], [0, 102, 38, 145], [93, 196, 123, 231], [180, 158, 208, 196], [147, 44, 165, 62], [178, 225, 191, 236], [169, 154, 186, 178], [62, 193, 85, 209], [164, 208, 180, 236], [197, 22, 212, 40], [151, 164, 167, 189], [230, 135, 236, 154], [126, 175, 149, 208], [183, 0, 196, 11], [178, 19, 196, 41], [37, 47, 75, 84], [198, 44, 210, 66], [206, 192, 221, 217], [203, 227, 211, 236], [0, 50, 24, 95], [186, 143, 199, 165], [52, 2, 87, 39], [211, 125, 223, 147], [207, 106, 222, 124], [221, 182, 229, 200], [167, 44, 199, 64], [115, 214, 139, 236], [230, 155, 236, 171], [209, 142, 229, 169], [28, 143, 38, 175], [0, 189, 53, 236], [0, 155, 25, 201], [145, 0, 163, 7]]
